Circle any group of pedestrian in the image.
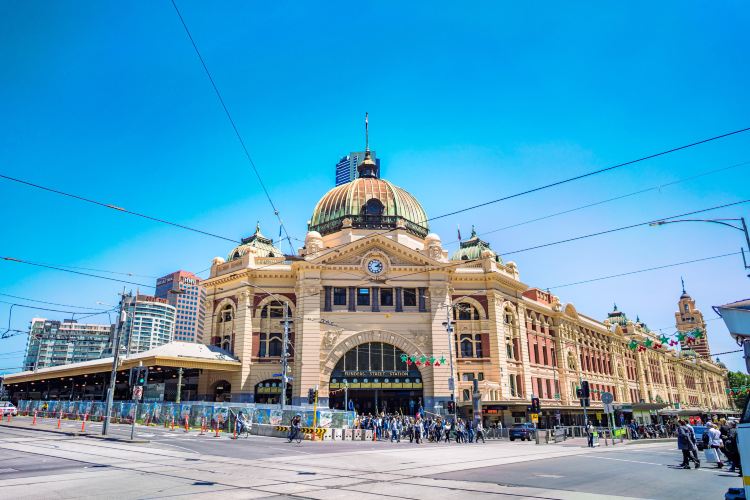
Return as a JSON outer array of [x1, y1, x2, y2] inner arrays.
[[677, 418, 741, 475], [352, 413, 487, 444]]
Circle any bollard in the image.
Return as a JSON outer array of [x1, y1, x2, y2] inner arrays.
[[81, 413, 88, 433], [170, 416, 175, 431], [7, 412, 11, 423], [199, 417, 206, 435], [32, 410, 37, 426], [57, 410, 62, 429], [184, 416, 189, 433], [232, 419, 237, 440], [214, 422, 220, 438]]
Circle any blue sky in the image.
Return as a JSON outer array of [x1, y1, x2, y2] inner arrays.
[[1, 1, 749, 373]]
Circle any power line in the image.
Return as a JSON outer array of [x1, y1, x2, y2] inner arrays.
[[430, 126, 750, 222], [0, 174, 241, 244], [1, 257, 152, 288], [0, 301, 109, 316], [546, 252, 741, 290], [170, 0, 296, 255], [501, 199, 750, 256], [0, 293, 112, 311], [443, 160, 750, 247]]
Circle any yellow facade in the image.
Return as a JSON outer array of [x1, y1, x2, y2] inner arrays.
[[199, 161, 730, 423]]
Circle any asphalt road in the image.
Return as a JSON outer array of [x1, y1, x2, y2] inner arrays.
[[435, 443, 740, 499], [0, 420, 743, 499]]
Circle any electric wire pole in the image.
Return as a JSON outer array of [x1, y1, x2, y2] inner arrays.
[[103, 291, 125, 436], [442, 305, 457, 422]]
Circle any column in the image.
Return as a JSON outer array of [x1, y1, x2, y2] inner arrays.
[[371, 286, 380, 312], [292, 275, 323, 405], [487, 292, 510, 396], [395, 287, 403, 312], [348, 287, 356, 312]]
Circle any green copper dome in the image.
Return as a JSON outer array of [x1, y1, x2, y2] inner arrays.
[[451, 226, 502, 262], [309, 176, 429, 238], [228, 223, 283, 261]]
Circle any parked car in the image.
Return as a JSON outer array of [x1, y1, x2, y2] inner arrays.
[[509, 423, 536, 441], [692, 425, 708, 450], [0, 402, 17, 416]]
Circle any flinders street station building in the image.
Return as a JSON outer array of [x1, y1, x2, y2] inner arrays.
[[5, 147, 732, 427], [198, 149, 730, 425]]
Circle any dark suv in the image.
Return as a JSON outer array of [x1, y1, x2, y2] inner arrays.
[[509, 423, 536, 441]]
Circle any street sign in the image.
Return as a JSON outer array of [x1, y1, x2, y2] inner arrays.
[[603, 403, 614, 414], [530, 413, 539, 423], [448, 377, 455, 391], [601, 391, 614, 405], [132, 386, 143, 401], [272, 373, 282, 377]]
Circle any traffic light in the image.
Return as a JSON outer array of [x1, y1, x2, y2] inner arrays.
[[129, 367, 149, 387], [576, 387, 583, 398], [530, 397, 540, 413], [447, 400, 456, 413], [580, 380, 590, 399], [307, 388, 318, 404]]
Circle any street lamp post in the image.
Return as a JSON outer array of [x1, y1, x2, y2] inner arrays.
[[650, 217, 750, 276], [442, 306, 457, 422]]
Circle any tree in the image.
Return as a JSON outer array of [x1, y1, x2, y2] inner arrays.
[[727, 371, 750, 410]]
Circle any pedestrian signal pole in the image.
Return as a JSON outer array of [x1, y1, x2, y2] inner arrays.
[[311, 385, 319, 441]]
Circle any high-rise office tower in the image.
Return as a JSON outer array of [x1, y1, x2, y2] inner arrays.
[[118, 293, 176, 355], [335, 151, 380, 186], [155, 270, 206, 343]]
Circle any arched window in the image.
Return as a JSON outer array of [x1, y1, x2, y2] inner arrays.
[[364, 198, 384, 216], [257, 299, 292, 358], [454, 302, 480, 320], [219, 304, 234, 323]]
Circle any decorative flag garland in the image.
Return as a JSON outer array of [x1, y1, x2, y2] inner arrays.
[[725, 385, 750, 396], [627, 328, 704, 352], [399, 353, 446, 367]]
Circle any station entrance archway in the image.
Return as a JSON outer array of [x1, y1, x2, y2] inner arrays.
[[328, 342, 423, 415]]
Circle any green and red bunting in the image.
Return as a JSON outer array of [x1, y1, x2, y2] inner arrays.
[[726, 385, 750, 395], [627, 328, 704, 352], [400, 353, 444, 367]]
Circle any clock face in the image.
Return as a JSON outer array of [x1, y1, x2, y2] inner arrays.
[[367, 259, 384, 274]]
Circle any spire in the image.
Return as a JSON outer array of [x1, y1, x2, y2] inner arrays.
[[255, 221, 261, 234], [357, 112, 378, 178]]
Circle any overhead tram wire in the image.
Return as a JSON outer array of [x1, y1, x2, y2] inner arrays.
[[0, 174, 241, 244], [247, 126, 750, 276], [0, 293, 111, 311], [500, 198, 750, 256], [442, 159, 750, 247], [170, 0, 296, 255], [545, 251, 742, 290], [1, 257, 153, 288]]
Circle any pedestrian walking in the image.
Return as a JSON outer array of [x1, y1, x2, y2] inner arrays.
[[677, 419, 700, 469], [476, 421, 485, 443], [724, 421, 741, 475], [705, 422, 725, 468]]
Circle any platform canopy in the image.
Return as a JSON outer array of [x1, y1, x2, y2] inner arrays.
[[4, 342, 241, 384]]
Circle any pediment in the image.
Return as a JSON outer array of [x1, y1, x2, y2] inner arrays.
[[309, 235, 438, 268]]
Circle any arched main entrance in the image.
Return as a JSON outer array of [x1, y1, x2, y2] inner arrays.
[[329, 342, 423, 415]]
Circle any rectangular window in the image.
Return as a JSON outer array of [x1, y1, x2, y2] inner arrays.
[[545, 379, 552, 399], [403, 288, 417, 306], [333, 287, 347, 306], [551, 347, 556, 367], [533, 343, 539, 364], [509, 375, 516, 397], [356, 288, 370, 306], [461, 373, 474, 381], [380, 288, 394, 306], [477, 372, 484, 381], [537, 378, 543, 398], [542, 345, 548, 365]]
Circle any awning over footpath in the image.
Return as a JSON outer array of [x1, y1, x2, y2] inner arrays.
[[4, 342, 241, 384]]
